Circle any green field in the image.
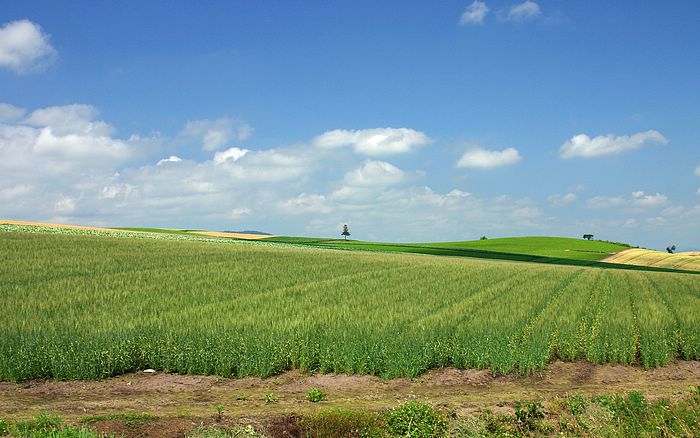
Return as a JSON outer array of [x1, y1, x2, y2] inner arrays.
[[1, 225, 699, 383], [263, 235, 699, 274]]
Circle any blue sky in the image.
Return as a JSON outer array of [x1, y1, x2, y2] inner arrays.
[[1, 1, 699, 250]]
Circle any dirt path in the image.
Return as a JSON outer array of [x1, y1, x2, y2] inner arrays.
[[2, 361, 699, 429]]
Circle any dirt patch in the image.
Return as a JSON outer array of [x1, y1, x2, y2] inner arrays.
[[19, 372, 220, 398], [418, 367, 496, 386], [266, 415, 302, 438], [190, 231, 275, 240], [88, 417, 202, 438]]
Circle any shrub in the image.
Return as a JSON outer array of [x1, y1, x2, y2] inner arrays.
[[384, 401, 449, 438], [307, 388, 326, 402]]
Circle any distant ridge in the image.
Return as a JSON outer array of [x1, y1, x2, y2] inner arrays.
[[224, 230, 272, 236]]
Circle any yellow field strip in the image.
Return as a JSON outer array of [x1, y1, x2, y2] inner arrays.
[[189, 230, 275, 240], [0, 219, 275, 240], [603, 248, 700, 271]]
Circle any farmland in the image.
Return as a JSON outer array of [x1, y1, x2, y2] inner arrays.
[[604, 248, 700, 272], [1, 224, 699, 384]]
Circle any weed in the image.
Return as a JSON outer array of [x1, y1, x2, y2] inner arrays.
[[513, 401, 545, 431], [265, 393, 278, 404], [215, 404, 225, 419], [566, 394, 587, 416], [307, 388, 326, 402]]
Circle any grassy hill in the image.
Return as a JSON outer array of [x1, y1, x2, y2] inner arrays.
[[1, 224, 699, 382], [412, 236, 629, 261], [263, 236, 697, 273]]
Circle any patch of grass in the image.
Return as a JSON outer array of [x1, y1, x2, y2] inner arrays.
[[187, 425, 262, 437], [307, 388, 326, 402], [384, 401, 449, 438], [80, 412, 155, 428], [299, 408, 384, 437], [10, 413, 115, 437], [456, 390, 700, 437], [0, 419, 8, 436]]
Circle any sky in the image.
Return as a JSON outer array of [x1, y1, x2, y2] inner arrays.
[[1, 1, 699, 250]]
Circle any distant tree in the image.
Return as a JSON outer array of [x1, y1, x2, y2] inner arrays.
[[341, 224, 350, 240], [583, 234, 594, 240], [666, 245, 676, 254], [480, 236, 488, 240]]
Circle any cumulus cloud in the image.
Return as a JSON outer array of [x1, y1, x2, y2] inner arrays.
[[455, 147, 522, 169], [1, 104, 149, 175], [587, 191, 667, 209], [0, 20, 56, 74], [313, 128, 431, 156], [0, 103, 25, 122], [343, 160, 409, 187], [213, 147, 248, 165], [559, 130, 667, 159], [279, 193, 332, 214], [156, 155, 183, 166], [548, 193, 577, 207], [504, 1, 541, 22], [460, 1, 489, 25], [231, 207, 252, 219], [177, 117, 253, 151]]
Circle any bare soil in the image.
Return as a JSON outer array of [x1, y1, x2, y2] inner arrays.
[[2, 361, 699, 437]]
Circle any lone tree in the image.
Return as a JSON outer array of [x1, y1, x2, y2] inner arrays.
[[666, 245, 676, 254], [583, 234, 594, 240], [341, 224, 350, 240]]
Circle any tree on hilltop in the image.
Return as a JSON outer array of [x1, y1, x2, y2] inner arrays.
[[666, 245, 676, 254], [341, 224, 350, 240], [583, 234, 594, 240]]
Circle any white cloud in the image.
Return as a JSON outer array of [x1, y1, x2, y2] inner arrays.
[[156, 155, 182, 166], [695, 165, 700, 177], [587, 191, 667, 209], [213, 147, 248, 165], [455, 147, 522, 169], [586, 196, 626, 209], [178, 117, 253, 151], [548, 192, 577, 207], [279, 193, 332, 214], [0, 103, 25, 122], [504, 1, 541, 22], [0, 20, 56, 74], [313, 128, 431, 156], [631, 191, 667, 208], [1, 104, 147, 175], [460, 1, 489, 25], [231, 207, 252, 219], [560, 130, 667, 159], [344, 160, 409, 187]]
